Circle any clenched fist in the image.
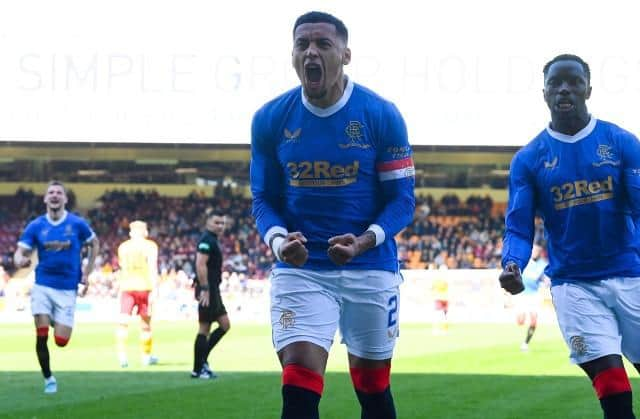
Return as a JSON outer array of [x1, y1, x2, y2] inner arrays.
[[279, 232, 309, 267], [499, 262, 524, 295]]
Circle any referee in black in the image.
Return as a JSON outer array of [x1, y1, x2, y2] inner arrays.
[[191, 209, 230, 379]]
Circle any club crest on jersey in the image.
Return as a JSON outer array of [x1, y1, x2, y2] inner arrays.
[[279, 310, 296, 329], [340, 121, 370, 149], [593, 144, 620, 167], [64, 224, 73, 236], [284, 128, 301, 143]]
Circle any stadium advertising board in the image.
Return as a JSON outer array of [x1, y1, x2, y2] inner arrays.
[[0, 0, 637, 146]]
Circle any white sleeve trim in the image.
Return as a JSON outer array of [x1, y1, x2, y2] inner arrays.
[[265, 226, 288, 262], [271, 236, 286, 262], [84, 232, 97, 243], [366, 224, 385, 247], [264, 226, 288, 247], [17, 241, 32, 249]]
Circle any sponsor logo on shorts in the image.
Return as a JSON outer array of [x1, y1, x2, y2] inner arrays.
[[570, 335, 588, 356], [279, 310, 296, 329]]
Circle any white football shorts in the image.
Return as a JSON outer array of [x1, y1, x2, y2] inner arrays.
[[31, 283, 77, 328], [551, 277, 640, 364], [270, 268, 402, 360], [515, 292, 542, 313]]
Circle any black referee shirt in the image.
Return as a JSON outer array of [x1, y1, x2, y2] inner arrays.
[[195, 230, 222, 286]]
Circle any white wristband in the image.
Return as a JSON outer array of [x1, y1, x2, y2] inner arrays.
[[271, 236, 285, 261], [366, 224, 385, 247]]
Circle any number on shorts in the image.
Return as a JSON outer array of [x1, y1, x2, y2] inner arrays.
[[387, 295, 398, 327]]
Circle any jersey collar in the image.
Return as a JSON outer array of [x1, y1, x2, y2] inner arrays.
[[546, 116, 597, 143], [46, 210, 68, 226], [301, 76, 354, 118]]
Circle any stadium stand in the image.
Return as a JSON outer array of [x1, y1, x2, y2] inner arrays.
[[1, 187, 513, 282]]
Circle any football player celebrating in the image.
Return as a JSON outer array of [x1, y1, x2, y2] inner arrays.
[[14, 181, 99, 394], [251, 11, 414, 419], [501, 54, 640, 419]]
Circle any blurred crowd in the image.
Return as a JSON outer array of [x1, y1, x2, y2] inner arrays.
[[0, 187, 531, 301], [400, 194, 506, 270]]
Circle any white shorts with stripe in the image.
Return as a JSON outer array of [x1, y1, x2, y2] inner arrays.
[[551, 277, 640, 364], [270, 268, 402, 360], [31, 283, 77, 328]]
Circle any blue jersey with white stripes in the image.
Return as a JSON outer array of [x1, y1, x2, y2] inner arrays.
[[18, 211, 96, 290], [251, 78, 415, 272], [503, 118, 640, 282]]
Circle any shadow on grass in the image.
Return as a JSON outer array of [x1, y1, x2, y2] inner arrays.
[[0, 371, 621, 419]]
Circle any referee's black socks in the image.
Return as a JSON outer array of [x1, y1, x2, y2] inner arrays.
[[206, 327, 227, 356], [192, 334, 208, 374]]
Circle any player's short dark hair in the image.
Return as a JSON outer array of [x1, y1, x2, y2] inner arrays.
[[205, 208, 223, 219], [543, 54, 590, 82], [47, 180, 67, 194], [293, 11, 348, 43]]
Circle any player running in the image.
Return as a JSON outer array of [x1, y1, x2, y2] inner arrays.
[[431, 264, 450, 335], [500, 54, 640, 418], [514, 244, 547, 351], [115, 220, 159, 367], [14, 181, 99, 394]]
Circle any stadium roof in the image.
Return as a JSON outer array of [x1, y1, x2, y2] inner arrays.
[[0, 141, 517, 165]]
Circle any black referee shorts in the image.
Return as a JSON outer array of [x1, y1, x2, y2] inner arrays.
[[195, 284, 227, 323]]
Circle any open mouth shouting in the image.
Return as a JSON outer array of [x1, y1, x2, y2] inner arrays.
[[304, 62, 324, 92]]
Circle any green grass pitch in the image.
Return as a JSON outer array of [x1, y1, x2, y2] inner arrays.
[[2, 321, 638, 418]]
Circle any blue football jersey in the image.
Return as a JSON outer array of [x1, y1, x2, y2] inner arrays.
[[18, 211, 96, 290], [251, 78, 416, 272], [503, 118, 640, 282]]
